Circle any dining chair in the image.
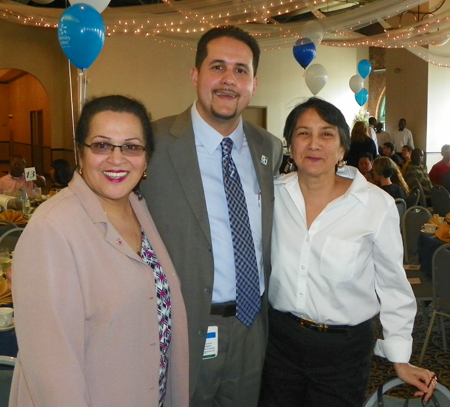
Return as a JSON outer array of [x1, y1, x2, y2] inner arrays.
[[419, 243, 450, 364], [0, 222, 16, 239], [415, 181, 428, 208], [0, 355, 15, 407], [0, 228, 24, 253], [401, 205, 432, 264], [394, 198, 407, 227], [404, 188, 420, 208], [443, 170, 450, 194], [431, 185, 450, 217]]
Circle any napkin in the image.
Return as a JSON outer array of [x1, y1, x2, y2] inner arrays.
[[0, 210, 27, 226], [429, 214, 441, 226], [0, 276, 12, 305], [435, 222, 450, 243]]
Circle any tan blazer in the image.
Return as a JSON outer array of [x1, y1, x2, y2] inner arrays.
[[9, 172, 189, 407], [141, 107, 283, 396]]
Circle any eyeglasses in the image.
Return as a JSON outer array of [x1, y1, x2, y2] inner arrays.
[[83, 142, 146, 157]]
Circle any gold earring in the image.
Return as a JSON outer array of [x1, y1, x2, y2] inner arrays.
[[142, 170, 147, 180], [78, 167, 83, 176], [337, 160, 346, 169]]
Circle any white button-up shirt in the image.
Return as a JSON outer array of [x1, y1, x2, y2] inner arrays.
[[269, 166, 416, 363]]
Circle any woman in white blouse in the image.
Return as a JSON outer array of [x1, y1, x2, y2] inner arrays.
[[259, 97, 435, 407]]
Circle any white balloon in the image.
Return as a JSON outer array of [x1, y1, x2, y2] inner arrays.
[[69, 0, 110, 14], [349, 74, 364, 94], [305, 64, 328, 95]]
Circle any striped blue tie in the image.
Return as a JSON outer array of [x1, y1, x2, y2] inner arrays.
[[221, 137, 261, 327]]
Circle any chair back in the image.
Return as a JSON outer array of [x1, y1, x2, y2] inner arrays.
[[432, 243, 450, 311], [431, 185, 450, 217], [443, 170, 450, 194], [0, 227, 24, 253], [394, 198, 407, 226], [0, 221, 16, 238], [405, 188, 420, 208], [402, 205, 432, 263], [415, 181, 427, 208]]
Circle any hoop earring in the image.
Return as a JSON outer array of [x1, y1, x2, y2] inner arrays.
[[142, 170, 147, 180], [78, 167, 83, 176]]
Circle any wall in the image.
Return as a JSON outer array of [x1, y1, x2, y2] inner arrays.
[[385, 48, 429, 152], [88, 34, 363, 140]]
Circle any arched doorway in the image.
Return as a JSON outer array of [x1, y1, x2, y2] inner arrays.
[[0, 69, 51, 177]]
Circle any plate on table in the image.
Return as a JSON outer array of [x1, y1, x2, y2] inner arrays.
[[421, 228, 436, 235], [0, 320, 14, 332]]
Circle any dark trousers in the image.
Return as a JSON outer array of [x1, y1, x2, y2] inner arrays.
[[259, 307, 375, 407]]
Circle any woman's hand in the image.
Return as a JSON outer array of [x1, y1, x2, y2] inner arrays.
[[394, 363, 437, 402]]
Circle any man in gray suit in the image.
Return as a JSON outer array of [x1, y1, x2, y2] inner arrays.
[[141, 26, 283, 407]]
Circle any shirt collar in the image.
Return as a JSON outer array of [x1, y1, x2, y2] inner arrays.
[[191, 101, 244, 154], [276, 166, 370, 206]]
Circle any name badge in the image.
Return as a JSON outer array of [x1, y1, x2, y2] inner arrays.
[[202, 326, 218, 359]]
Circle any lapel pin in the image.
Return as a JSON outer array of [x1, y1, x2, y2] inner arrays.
[[260, 155, 268, 165]]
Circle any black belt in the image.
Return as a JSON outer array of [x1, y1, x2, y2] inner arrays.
[[288, 313, 350, 333], [211, 302, 236, 317]]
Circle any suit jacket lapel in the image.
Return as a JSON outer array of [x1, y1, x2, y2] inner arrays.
[[165, 108, 212, 244]]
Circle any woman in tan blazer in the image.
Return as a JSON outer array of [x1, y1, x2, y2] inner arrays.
[[9, 95, 189, 407]]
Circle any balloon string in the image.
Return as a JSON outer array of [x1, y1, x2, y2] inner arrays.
[[68, 60, 77, 167]]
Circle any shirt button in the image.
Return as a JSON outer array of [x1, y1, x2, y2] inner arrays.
[[198, 330, 205, 336], [204, 288, 211, 295], [299, 293, 304, 297], [306, 238, 309, 242], [207, 245, 212, 252], [301, 265, 305, 270]]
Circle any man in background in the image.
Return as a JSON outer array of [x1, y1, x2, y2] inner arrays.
[[0, 155, 45, 196], [429, 144, 450, 186], [141, 26, 283, 407], [403, 148, 433, 203], [392, 118, 414, 158], [382, 142, 403, 166], [368, 117, 378, 150]]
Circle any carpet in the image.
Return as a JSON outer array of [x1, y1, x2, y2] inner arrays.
[[366, 305, 450, 399]]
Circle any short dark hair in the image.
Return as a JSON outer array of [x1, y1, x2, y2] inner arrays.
[[359, 152, 373, 162], [50, 159, 73, 187], [75, 95, 154, 158], [283, 97, 350, 152], [402, 144, 413, 152], [368, 117, 377, 126], [195, 25, 260, 75], [383, 142, 395, 152]]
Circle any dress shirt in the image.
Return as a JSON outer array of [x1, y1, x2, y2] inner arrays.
[[391, 128, 414, 152], [0, 174, 36, 196], [269, 166, 416, 363], [369, 126, 378, 148], [191, 103, 263, 303], [429, 160, 450, 185], [377, 131, 391, 147]]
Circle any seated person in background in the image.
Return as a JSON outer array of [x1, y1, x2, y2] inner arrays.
[[49, 159, 73, 190], [429, 144, 450, 186], [403, 148, 433, 200], [358, 153, 375, 183], [401, 144, 413, 172], [345, 121, 378, 167], [382, 142, 403, 167], [372, 157, 407, 200], [0, 155, 45, 196]]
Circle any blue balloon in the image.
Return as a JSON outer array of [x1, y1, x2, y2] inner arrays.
[[355, 88, 369, 106], [58, 3, 105, 70], [293, 38, 316, 69], [357, 59, 372, 79]]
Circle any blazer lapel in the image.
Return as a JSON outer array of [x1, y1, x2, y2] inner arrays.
[[165, 108, 212, 244]]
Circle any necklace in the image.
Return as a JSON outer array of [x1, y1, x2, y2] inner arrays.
[[104, 206, 142, 254]]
